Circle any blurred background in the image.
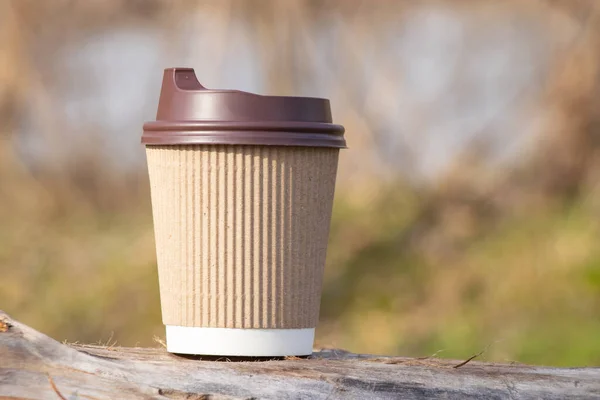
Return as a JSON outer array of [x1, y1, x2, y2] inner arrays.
[[1, 0, 600, 367]]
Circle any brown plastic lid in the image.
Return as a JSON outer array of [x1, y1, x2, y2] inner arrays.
[[142, 68, 346, 148]]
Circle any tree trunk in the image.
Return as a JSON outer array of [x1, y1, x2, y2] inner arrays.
[[1, 311, 598, 399]]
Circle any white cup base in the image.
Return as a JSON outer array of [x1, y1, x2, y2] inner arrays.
[[165, 326, 315, 357]]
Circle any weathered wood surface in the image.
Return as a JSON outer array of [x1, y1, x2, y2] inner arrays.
[[1, 311, 599, 400]]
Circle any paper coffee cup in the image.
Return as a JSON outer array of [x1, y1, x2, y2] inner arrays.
[[142, 68, 346, 356]]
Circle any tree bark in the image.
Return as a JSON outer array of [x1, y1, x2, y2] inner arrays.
[[1, 311, 599, 399]]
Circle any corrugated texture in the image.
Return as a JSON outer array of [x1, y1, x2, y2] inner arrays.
[[146, 145, 339, 329]]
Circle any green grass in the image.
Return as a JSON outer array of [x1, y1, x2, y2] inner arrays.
[[2, 186, 600, 366]]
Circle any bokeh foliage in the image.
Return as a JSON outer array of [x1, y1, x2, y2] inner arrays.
[[1, 0, 600, 366]]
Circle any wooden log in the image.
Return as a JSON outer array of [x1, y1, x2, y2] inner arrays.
[[1, 311, 599, 399]]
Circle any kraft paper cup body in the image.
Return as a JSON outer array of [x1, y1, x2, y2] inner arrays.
[[146, 145, 338, 356], [143, 68, 345, 356]]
